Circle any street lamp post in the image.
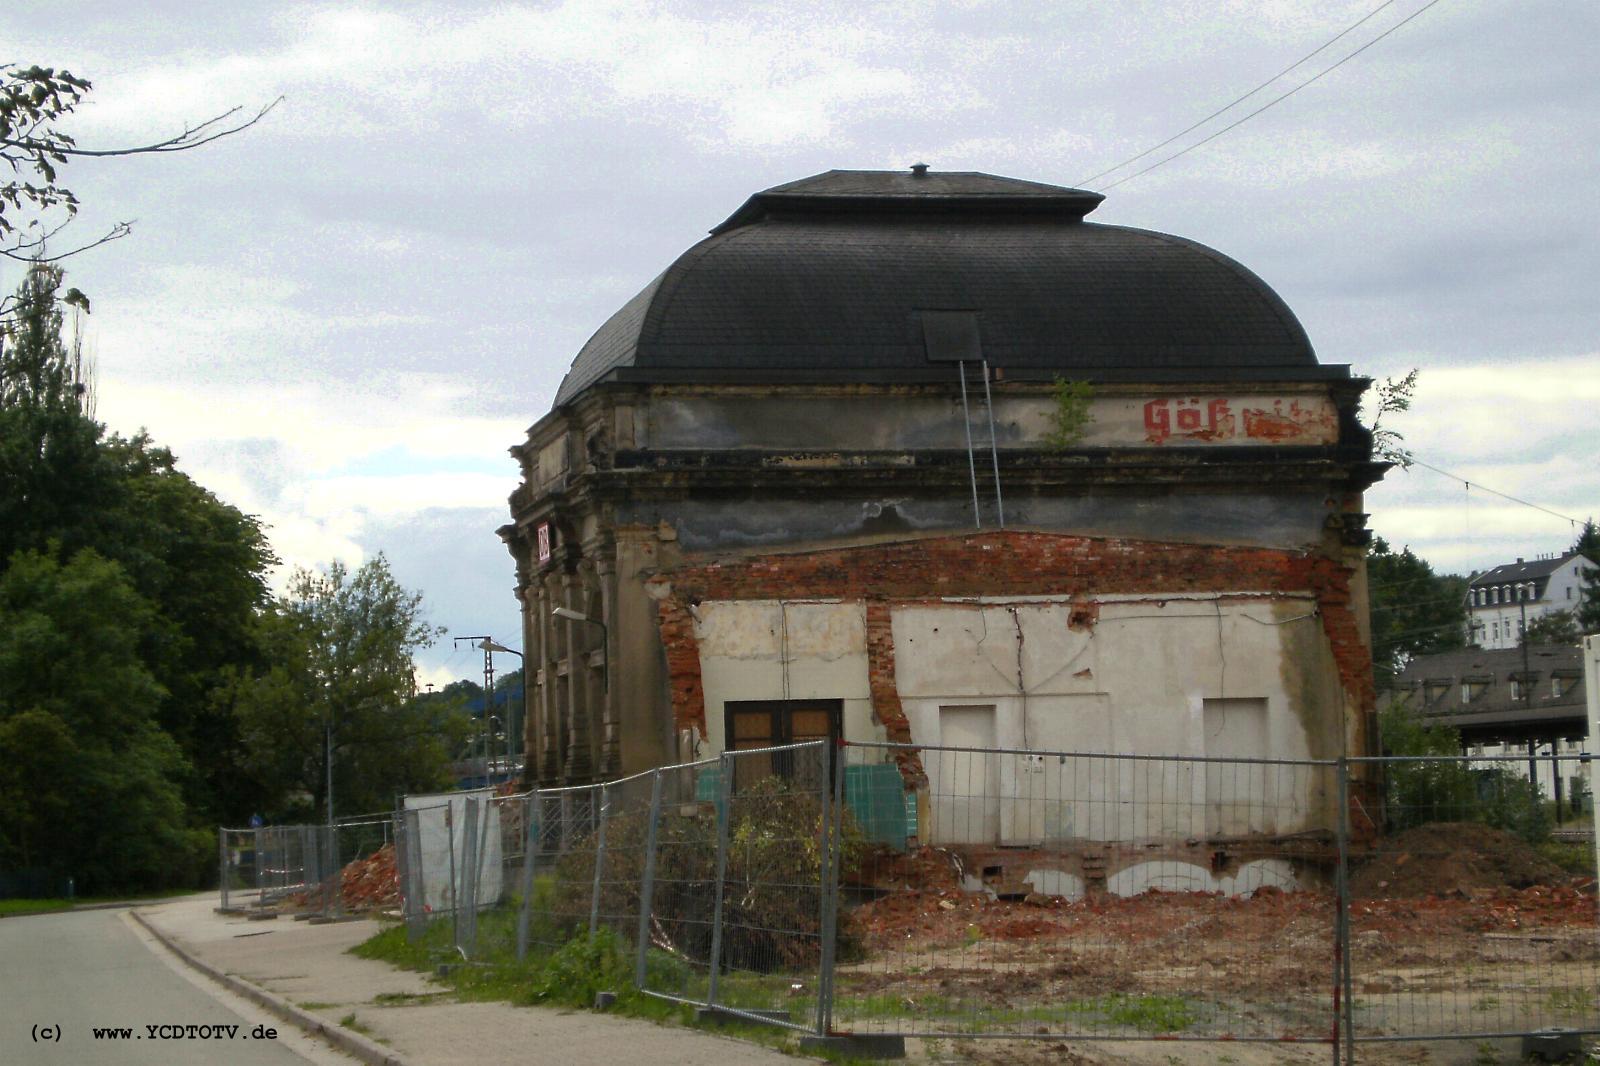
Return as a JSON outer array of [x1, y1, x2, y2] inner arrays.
[[478, 639, 523, 782]]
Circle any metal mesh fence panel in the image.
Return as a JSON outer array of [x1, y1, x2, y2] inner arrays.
[[709, 742, 831, 1031], [832, 741, 1341, 1043], [636, 755, 734, 1008], [521, 783, 605, 955], [218, 829, 260, 911], [1345, 753, 1600, 1045], [463, 791, 534, 962]]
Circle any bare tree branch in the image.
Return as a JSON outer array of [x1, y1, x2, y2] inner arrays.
[[0, 96, 284, 158]]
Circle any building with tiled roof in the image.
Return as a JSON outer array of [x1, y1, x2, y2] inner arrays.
[[1467, 551, 1586, 649], [498, 167, 1388, 892]]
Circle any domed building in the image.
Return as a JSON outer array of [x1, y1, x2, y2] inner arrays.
[[501, 168, 1385, 887]]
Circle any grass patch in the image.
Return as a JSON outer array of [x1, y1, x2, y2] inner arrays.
[[297, 1001, 337, 1011], [1100, 994, 1198, 1033], [1548, 986, 1593, 1015], [1536, 840, 1595, 876], [835, 989, 1198, 1035], [338, 1012, 375, 1037], [0, 887, 201, 917], [0, 898, 74, 916], [371, 990, 447, 1006], [350, 905, 842, 1053]]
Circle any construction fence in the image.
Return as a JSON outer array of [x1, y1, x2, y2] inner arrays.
[[373, 742, 1597, 1059], [219, 813, 394, 919]]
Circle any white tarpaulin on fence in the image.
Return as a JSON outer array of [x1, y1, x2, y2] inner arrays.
[[403, 790, 502, 914]]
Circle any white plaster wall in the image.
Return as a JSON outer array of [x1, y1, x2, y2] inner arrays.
[[892, 597, 1328, 843], [695, 599, 878, 755]]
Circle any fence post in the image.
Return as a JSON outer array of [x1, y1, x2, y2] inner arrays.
[[1336, 758, 1354, 1066], [516, 792, 539, 962], [634, 770, 664, 989], [589, 783, 611, 936], [458, 797, 479, 957], [815, 740, 844, 1037], [706, 751, 733, 1007], [218, 829, 229, 910]]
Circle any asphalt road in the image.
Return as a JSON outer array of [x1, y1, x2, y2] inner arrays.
[[0, 907, 350, 1066]]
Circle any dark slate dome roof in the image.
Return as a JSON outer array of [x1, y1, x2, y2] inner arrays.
[[554, 169, 1330, 405]]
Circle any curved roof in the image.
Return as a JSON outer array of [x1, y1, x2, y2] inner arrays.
[[554, 169, 1328, 405]]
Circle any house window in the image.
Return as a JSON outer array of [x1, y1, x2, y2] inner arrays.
[[1462, 680, 1488, 703], [1552, 675, 1578, 698], [724, 699, 841, 789], [1491, 589, 1499, 605]]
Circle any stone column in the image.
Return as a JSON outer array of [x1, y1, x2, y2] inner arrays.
[[562, 571, 593, 781], [596, 550, 620, 777], [537, 575, 560, 784]]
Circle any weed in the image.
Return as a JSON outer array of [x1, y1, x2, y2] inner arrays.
[[338, 1012, 374, 1037], [297, 1001, 336, 1011], [1549, 986, 1594, 1015]]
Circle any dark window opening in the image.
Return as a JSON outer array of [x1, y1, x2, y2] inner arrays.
[[724, 698, 841, 791]]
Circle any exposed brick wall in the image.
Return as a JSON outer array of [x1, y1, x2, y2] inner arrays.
[[649, 531, 1374, 760], [654, 596, 706, 738], [864, 600, 926, 785]]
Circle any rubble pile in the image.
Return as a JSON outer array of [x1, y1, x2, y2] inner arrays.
[[337, 844, 400, 910]]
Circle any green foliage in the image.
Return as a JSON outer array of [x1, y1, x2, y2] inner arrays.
[[1524, 608, 1580, 646], [0, 66, 93, 244], [1364, 368, 1417, 468], [1043, 377, 1093, 450], [1378, 700, 1550, 844], [1366, 537, 1467, 690], [551, 774, 865, 973], [0, 266, 277, 828], [0, 549, 203, 892], [219, 556, 463, 820], [1574, 520, 1600, 635]]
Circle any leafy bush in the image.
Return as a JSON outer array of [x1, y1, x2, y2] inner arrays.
[[547, 774, 863, 973], [1379, 701, 1551, 844]]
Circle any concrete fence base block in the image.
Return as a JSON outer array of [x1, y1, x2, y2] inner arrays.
[[1522, 1028, 1583, 1062], [693, 1006, 792, 1027], [799, 1034, 906, 1059], [247, 913, 279, 922], [594, 991, 617, 1010]]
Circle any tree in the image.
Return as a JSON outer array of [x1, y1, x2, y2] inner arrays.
[[0, 548, 206, 892], [1574, 520, 1600, 635], [1378, 698, 1548, 843], [1366, 537, 1467, 689], [0, 265, 277, 824], [1524, 609, 1580, 647], [223, 556, 468, 820], [0, 63, 277, 285]]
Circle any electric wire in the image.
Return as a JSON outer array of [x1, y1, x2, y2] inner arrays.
[[1076, 0, 1401, 188], [1095, 0, 1449, 192], [1408, 459, 1585, 528]]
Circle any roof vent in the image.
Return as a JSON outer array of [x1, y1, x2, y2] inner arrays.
[[910, 162, 929, 178]]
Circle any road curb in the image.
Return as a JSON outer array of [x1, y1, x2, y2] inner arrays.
[[129, 908, 411, 1066]]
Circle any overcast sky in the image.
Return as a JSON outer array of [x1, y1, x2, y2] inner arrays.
[[9, 0, 1596, 686]]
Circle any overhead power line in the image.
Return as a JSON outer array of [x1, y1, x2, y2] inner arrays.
[[1086, 0, 1449, 192], [1409, 459, 1586, 528], [1076, 0, 1401, 188]]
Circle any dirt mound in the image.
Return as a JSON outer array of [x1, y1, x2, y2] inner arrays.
[[1349, 822, 1568, 898], [340, 843, 400, 909]]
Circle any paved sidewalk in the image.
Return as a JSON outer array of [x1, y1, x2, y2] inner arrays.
[[133, 895, 800, 1066]]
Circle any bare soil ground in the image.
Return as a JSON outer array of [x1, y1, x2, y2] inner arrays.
[[838, 825, 1599, 1063]]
